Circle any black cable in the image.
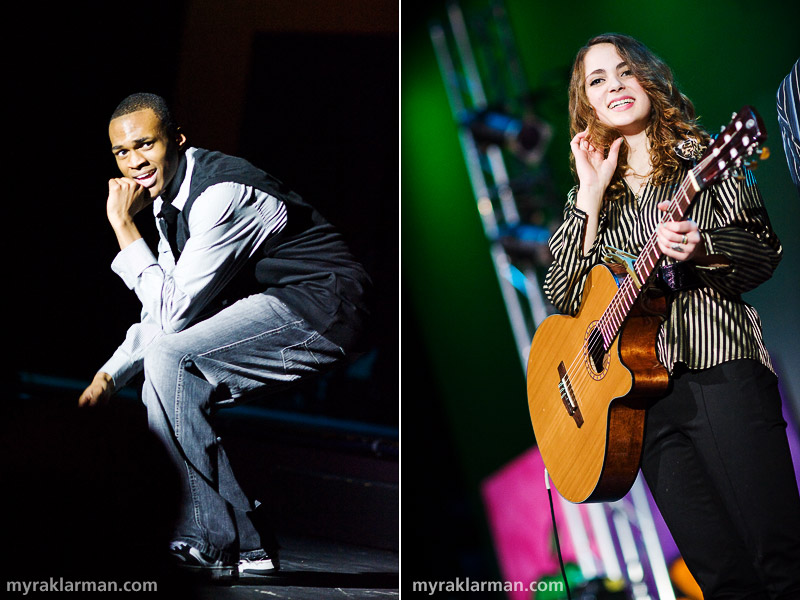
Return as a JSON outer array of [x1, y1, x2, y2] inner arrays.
[[545, 468, 572, 600]]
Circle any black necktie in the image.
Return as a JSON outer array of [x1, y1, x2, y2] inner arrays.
[[157, 201, 182, 260]]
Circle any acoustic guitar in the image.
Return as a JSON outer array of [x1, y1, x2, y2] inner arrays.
[[526, 106, 767, 503]]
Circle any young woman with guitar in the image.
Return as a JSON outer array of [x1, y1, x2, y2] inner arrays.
[[532, 33, 800, 597]]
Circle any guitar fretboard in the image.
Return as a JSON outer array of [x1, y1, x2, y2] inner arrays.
[[596, 170, 700, 350], [589, 107, 765, 352]]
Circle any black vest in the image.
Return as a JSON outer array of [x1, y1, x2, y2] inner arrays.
[[165, 148, 370, 350]]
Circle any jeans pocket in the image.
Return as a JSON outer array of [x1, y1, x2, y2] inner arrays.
[[280, 331, 344, 376]]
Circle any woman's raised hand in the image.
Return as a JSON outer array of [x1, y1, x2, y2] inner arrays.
[[571, 129, 623, 197]]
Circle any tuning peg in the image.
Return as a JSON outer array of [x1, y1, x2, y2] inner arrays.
[[758, 146, 770, 160]]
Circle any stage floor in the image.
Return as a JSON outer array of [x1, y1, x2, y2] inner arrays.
[[194, 535, 398, 600], [3, 375, 398, 600]]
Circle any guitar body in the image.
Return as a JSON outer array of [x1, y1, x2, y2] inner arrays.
[[526, 263, 669, 503], [526, 106, 766, 502]]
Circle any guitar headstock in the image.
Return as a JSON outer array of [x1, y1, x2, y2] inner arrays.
[[695, 106, 767, 188]]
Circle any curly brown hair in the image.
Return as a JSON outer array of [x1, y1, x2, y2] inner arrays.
[[568, 33, 710, 200]]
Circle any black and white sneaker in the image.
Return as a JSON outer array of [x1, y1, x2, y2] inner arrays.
[[238, 549, 280, 576], [169, 541, 237, 581]]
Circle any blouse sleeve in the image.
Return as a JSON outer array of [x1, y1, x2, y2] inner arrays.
[[694, 168, 782, 296], [543, 186, 606, 315]]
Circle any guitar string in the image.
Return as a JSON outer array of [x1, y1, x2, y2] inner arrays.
[[563, 140, 726, 403], [556, 128, 730, 398], [561, 170, 693, 390], [568, 167, 701, 399], [563, 195, 683, 402], [561, 202, 672, 397], [563, 192, 685, 402], [538, 117, 759, 502], [566, 118, 752, 393], [558, 165, 703, 404]]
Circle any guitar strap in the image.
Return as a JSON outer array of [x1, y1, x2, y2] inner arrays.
[[655, 261, 702, 293]]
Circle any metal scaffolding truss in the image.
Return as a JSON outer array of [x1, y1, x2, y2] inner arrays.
[[429, 0, 552, 371], [428, 2, 676, 598]]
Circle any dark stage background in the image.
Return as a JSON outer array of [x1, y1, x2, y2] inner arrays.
[[7, 1, 398, 426]]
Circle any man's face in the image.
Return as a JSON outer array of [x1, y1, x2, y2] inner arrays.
[[109, 109, 186, 200]]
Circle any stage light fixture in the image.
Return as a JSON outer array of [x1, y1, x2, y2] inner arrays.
[[462, 108, 552, 165]]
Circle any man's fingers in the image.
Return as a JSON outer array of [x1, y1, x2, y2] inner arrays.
[[78, 379, 111, 408], [108, 177, 141, 192]]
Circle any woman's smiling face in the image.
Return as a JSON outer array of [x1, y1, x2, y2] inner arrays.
[[583, 42, 652, 136]]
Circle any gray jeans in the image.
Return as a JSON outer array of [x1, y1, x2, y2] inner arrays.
[[141, 294, 345, 563]]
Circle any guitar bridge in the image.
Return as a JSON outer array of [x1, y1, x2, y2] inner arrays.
[[557, 361, 584, 427]]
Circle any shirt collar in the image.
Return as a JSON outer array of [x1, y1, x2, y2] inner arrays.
[[153, 147, 196, 216]]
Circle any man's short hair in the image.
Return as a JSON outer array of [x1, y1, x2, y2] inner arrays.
[[110, 93, 178, 136]]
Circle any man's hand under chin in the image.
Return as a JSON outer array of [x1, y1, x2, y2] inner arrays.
[[106, 177, 149, 250]]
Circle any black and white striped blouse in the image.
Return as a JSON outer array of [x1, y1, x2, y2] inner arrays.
[[543, 167, 782, 374]]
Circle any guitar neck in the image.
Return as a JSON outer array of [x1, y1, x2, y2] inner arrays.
[[597, 170, 700, 351], [592, 105, 767, 351]]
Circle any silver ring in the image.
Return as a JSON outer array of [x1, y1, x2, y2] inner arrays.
[[681, 234, 688, 245], [671, 244, 684, 252]]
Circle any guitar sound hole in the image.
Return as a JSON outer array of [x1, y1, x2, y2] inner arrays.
[[587, 328, 605, 373]]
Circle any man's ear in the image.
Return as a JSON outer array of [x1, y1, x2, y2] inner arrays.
[[175, 128, 187, 151]]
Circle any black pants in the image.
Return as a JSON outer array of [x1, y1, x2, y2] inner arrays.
[[641, 359, 800, 599]]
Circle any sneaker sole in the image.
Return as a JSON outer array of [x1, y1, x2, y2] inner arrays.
[[239, 561, 280, 576]]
